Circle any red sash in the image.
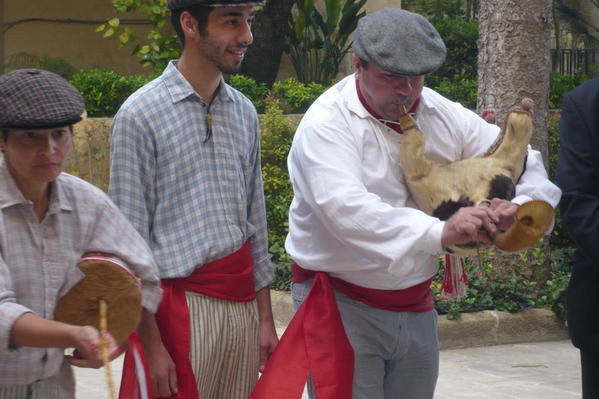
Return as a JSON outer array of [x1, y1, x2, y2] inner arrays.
[[119, 242, 255, 399], [293, 263, 433, 312], [250, 263, 432, 399]]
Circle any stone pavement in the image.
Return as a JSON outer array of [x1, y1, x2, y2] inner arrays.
[[435, 340, 581, 398], [75, 339, 581, 399], [75, 292, 578, 398]]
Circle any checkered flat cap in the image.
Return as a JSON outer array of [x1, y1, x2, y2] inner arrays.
[[353, 8, 447, 76], [0, 69, 85, 130], [167, 0, 264, 10]]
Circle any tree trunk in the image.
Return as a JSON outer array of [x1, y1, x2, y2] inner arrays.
[[240, 0, 295, 87], [477, 0, 553, 166], [478, 0, 553, 278]]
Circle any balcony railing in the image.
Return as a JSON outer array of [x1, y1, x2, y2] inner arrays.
[[551, 49, 599, 75]]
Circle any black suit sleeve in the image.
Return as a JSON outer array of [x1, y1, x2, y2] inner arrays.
[[556, 89, 599, 270]]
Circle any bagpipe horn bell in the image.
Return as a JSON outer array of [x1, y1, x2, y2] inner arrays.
[[494, 200, 554, 252]]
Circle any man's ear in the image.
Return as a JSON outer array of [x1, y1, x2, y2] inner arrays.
[[180, 11, 199, 40], [353, 54, 362, 79]]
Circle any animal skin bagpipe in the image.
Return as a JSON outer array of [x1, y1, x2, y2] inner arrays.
[[397, 98, 554, 257]]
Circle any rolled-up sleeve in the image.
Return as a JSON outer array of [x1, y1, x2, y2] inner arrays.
[[86, 202, 162, 313], [512, 146, 561, 207]]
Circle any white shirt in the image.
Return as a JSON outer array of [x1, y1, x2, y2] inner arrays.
[[285, 75, 561, 290]]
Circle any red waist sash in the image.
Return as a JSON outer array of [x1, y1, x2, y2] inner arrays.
[[250, 263, 432, 399], [119, 242, 255, 399], [292, 263, 433, 312]]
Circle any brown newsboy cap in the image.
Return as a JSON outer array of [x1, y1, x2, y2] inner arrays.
[[167, 0, 264, 10], [0, 69, 85, 130]]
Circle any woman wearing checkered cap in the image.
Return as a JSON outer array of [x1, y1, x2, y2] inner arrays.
[[0, 69, 162, 398]]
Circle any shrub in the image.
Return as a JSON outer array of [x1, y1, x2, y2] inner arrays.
[[549, 71, 592, 109], [433, 245, 572, 320], [272, 78, 327, 113], [41, 57, 79, 80], [427, 75, 478, 109], [260, 98, 295, 268], [70, 69, 152, 117], [534, 248, 572, 321], [546, 111, 575, 249], [228, 74, 269, 113], [432, 17, 478, 81]]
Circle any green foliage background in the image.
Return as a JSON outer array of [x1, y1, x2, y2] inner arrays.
[[70, 69, 152, 117]]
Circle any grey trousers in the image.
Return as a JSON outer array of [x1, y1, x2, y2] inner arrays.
[[292, 279, 439, 399]]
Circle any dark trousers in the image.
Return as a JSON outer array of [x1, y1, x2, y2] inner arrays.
[[581, 350, 599, 399]]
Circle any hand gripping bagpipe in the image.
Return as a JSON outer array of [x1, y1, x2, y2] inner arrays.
[[396, 98, 554, 297]]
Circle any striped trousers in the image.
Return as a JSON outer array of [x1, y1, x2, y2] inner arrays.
[[186, 291, 260, 399]]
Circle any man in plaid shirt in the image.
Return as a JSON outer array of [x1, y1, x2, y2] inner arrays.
[[109, 1, 277, 398]]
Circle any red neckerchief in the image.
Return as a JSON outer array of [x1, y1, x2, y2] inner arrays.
[[355, 79, 420, 134]]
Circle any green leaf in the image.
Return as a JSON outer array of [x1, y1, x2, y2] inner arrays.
[[96, 24, 106, 33], [324, 0, 341, 29], [103, 27, 115, 39], [139, 45, 151, 55], [108, 17, 120, 28]]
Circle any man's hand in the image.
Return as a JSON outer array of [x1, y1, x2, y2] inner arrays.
[[137, 309, 178, 397], [256, 287, 278, 372], [441, 206, 499, 248], [481, 109, 496, 124], [144, 341, 178, 397], [489, 198, 518, 231], [259, 318, 279, 372], [65, 326, 118, 368]]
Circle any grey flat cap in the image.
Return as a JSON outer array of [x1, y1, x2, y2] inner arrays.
[[353, 8, 447, 76], [167, 0, 264, 10], [0, 69, 85, 130]]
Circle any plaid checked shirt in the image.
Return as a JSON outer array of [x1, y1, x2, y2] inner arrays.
[[109, 61, 274, 290], [0, 158, 162, 389]]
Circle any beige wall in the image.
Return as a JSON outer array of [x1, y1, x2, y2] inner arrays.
[[365, 0, 402, 13], [2, 0, 401, 79], [2, 0, 151, 75]]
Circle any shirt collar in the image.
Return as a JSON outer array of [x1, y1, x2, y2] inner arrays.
[[0, 157, 72, 213], [162, 60, 234, 105]]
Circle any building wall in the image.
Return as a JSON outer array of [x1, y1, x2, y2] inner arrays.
[[2, 0, 401, 78], [365, 0, 402, 13], [2, 0, 151, 75]]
